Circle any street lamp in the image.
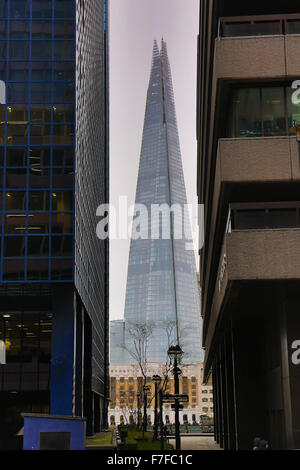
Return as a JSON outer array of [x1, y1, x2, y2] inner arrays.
[[168, 345, 183, 451], [136, 391, 141, 428], [152, 374, 161, 441], [143, 384, 150, 436]]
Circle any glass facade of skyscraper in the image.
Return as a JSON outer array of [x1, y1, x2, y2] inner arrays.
[[0, 0, 109, 448], [124, 40, 203, 365]]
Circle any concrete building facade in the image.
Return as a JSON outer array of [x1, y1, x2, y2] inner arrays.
[[197, 0, 300, 449]]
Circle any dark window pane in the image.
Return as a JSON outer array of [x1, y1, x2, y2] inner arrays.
[[31, 62, 52, 81], [7, 124, 28, 144], [0, 146, 4, 165], [0, 124, 4, 144], [51, 212, 72, 233], [27, 259, 49, 280], [234, 210, 267, 229], [6, 168, 27, 188], [54, 61, 74, 81], [54, 20, 74, 38], [10, 20, 30, 38], [51, 235, 72, 256], [3, 259, 24, 280], [29, 167, 50, 188], [29, 191, 49, 211], [28, 212, 49, 233], [9, 40, 29, 59], [0, 1, 7, 18], [32, 21, 52, 38], [53, 82, 74, 101], [28, 235, 49, 257], [53, 147, 73, 166], [52, 168, 73, 188], [228, 88, 261, 138], [7, 83, 28, 101], [7, 147, 27, 166], [54, 40, 74, 60], [30, 124, 51, 145], [268, 209, 297, 228], [0, 39, 6, 57], [286, 20, 300, 34], [31, 41, 52, 60], [4, 213, 26, 233], [29, 148, 50, 167], [53, 124, 74, 145], [4, 236, 25, 256], [51, 258, 72, 280], [30, 104, 52, 123], [31, 83, 52, 102], [53, 104, 74, 122], [0, 61, 5, 80], [8, 62, 29, 80], [222, 20, 281, 37], [32, 0, 52, 18], [0, 20, 8, 37], [54, 1, 75, 18], [5, 191, 26, 211], [10, 0, 30, 18], [262, 87, 286, 136], [7, 104, 28, 123], [52, 191, 72, 211]]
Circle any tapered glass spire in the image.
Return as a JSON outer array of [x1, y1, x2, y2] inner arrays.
[[123, 40, 203, 364]]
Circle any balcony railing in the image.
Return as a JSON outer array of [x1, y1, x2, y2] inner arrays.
[[218, 14, 300, 38]]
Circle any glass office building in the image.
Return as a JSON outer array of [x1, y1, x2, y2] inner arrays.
[[124, 40, 203, 364], [0, 0, 109, 447]]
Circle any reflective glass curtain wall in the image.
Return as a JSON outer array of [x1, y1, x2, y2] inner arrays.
[[124, 41, 203, 364], [0, 0, 75, 283]]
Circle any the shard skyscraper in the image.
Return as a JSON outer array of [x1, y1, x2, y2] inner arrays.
[[123, 40, 203, 364]]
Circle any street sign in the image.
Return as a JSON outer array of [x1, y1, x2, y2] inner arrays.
[[162, 393, 189, 403], [171, 404, 184, 410]]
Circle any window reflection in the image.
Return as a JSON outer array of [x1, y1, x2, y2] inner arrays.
[[51, 212, 72, 233], [3, 259, 24, 280], [53, 147, 74, 166], [27, 259, 49, 280], [7, 147, 27, 166], [4, 236, 25, 257], [29, 167, 50, 188], [28, 213, 49, 233], [8, 62, 29, 80], [7, 104, 28, 123], [52, 191, 72, 211], [29, 191, 49, 211], [10, 20, 30, 38], [52, 168, 73, 188], [28, 236, 49, 257], [4, 214, 26, 233], [30, 104, 52, 123], [7, 124, 28, 144], [53, 124, 74, 144], [30, 124, 51, 145], [5, 191, 26, 211], [6, 168, 27, 188], [29, 148, 50, 167], [51, 258, 72, 280]]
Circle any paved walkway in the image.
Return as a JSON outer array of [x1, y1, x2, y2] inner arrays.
[[169, 435, 221, 450]]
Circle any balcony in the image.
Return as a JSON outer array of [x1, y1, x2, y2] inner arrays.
[[218, 14, 300, 38], [204, 226, 300, 356], [213, 15, 300, 80]]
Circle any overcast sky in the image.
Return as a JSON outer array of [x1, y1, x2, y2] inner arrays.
[[109, 0, 200, 320]]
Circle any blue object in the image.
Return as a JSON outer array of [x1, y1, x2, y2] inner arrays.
[[22, 413, 86, 451]]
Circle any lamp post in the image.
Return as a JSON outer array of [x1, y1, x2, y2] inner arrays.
[[168, 345, 183, 451], [143, 384, 150, 436], [152, 374, 161, 441], [136, 391, 141, 428]]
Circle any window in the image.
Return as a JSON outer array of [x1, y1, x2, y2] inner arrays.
[[228, 85, 300, 138]]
